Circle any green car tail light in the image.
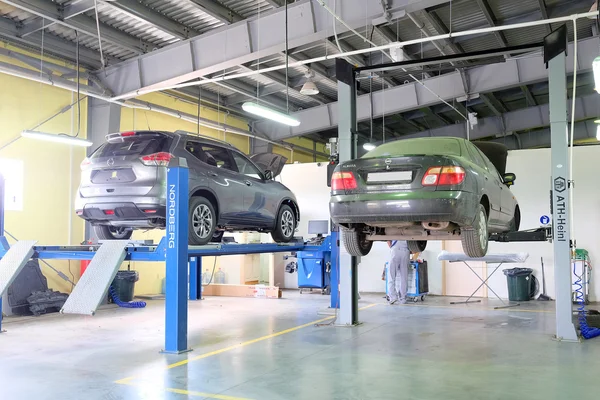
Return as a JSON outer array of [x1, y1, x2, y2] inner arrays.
[[422, 166, 465, 186], [331, 171, 358, 191]]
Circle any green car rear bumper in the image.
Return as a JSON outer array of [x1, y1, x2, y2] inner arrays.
[[330, 190, 478, 227]]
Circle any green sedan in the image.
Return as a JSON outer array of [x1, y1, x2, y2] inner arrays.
[[329, 137, 520, 258]]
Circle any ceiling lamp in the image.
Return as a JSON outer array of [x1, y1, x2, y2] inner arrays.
[[242, 102, 300, 127], [300, 70, 319, 96], [21, 130, 93, 147], [593, 56, 600, 93]]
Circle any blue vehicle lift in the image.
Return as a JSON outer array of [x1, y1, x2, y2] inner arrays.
[[0, 158, 340, 352]]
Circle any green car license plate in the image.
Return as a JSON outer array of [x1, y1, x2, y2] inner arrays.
[[367, 171, 412, 183]]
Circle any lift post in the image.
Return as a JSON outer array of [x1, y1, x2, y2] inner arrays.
[[335, 59, 360, 326], [545, 25, 578, 341], [164, 158, 191, 353]]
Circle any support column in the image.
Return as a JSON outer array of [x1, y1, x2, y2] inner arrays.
[[546, 26, 577, 342], [85, 98, 121, 240], [163, 158, 191, 353], [189, 256, 202, 300], [336, 59, 359, 326]]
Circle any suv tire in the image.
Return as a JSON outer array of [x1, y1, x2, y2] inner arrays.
[[93, 225, 132, 241], [189, 196, 217, 245], [271, 205, 296, 243], [461, 204, 489, 258]]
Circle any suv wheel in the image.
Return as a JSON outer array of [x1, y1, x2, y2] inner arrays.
[[271, 205, 296, 243], [342, 228, 373, 257], [93, 225, 132, 241], [461, 204, 489, 258], [189, 197, 216, 245]]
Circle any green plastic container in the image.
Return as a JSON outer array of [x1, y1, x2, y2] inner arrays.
[[503, 268, 533, 302], [111, 270, 139, 302]]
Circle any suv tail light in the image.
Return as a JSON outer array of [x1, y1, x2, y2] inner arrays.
[[140, 152, 173, 166], [331, 171, 358, 191], [422, 166, 465, 186], [80, 158, 91, 169]]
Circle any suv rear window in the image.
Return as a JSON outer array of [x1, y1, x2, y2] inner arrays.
[[363, 138, 462, 158], [92, 133, 173, 159]]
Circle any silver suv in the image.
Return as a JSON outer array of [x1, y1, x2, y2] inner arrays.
[[76, 130, 299, 245]]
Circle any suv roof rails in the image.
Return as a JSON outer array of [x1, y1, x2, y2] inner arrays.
[[174, 130, 234, 147]]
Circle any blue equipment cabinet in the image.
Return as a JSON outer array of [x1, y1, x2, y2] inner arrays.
[[296, 249, 331, 295]]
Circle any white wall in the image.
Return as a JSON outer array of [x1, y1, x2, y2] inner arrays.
[[483, 146, 600, 301], [279, 146, 600, 299]]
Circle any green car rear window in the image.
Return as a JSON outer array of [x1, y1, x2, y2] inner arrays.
[[363, 138, 462, 158]]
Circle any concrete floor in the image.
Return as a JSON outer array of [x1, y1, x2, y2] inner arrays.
[[1, 292, 599, 400]]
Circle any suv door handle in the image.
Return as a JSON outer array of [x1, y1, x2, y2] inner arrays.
[[245, 180, 252, 186], [208, 172, 218, 177]]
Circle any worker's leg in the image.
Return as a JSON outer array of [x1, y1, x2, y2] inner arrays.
[[387, 261, 398, 303], [397, 250, 410, 304]]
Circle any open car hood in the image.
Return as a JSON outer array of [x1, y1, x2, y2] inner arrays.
[[250, 153, 288, 178], [472, 141, 508, 175]]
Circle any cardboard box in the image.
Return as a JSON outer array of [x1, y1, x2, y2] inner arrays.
[[202, 284, 282, 299]]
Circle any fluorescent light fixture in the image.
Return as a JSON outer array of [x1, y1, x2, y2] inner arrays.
[[597, 125, 600, 141], [363, 142, 376, 151], [21, 130, 93, 147], [242, 102, 300, 127], [594, 56, 600, 93], [594, 119, 600, 124]]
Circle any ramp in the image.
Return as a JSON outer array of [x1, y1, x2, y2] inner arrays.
[[0, 240, 37, 297], [61, 240, 129, 316]]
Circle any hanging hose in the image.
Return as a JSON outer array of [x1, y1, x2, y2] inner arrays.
[[109, 286, 146, 309], [573, 258, 600, 339]]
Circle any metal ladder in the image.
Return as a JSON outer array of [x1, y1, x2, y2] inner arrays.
[[61, 240, 129, 316]]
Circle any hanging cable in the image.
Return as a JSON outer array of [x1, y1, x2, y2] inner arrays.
[[74, 31, 81, 138], [197, 88, 201, 135]]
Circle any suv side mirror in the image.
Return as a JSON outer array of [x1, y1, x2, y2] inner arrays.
[[503, 172, 516, 186], [264, 170, 273, 180]]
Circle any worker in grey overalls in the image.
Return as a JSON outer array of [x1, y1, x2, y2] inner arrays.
[[387, 240, 410, 304]]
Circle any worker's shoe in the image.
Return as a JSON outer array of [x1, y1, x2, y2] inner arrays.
[[388, 299, 398, 305], [399, 299, 408, 305]]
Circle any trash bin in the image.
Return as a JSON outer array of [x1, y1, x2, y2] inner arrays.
[[111, 270, 139, 302], [503, 268, 533, 301]]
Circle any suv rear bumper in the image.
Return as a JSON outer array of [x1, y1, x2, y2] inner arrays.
[[76, 196, 166, 227]]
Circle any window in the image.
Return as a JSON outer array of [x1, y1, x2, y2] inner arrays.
[[0, 158, 23, 211], [201, 145, 237, 172], [466, 143, 487, 167], [232, 152, 263, 179], [92, 133, 172, 159], [185, 140, 205, 162]]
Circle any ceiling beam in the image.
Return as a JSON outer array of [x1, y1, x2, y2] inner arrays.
[[480, 93, 507, 117], [475, 0, 509, 47], [0, 16, 107, 68], [100, 0, 450, 96], [4, 0, 151, 55], [186, 0, 243, 25], [537, 0, 552, 34], [419, 107, 452, 125], [263, 0, 283, 7], [106, 0, 194, 40], [521, 85, 538, 106], [254, 37, 600, 140], [19, 0, 95, 37]]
